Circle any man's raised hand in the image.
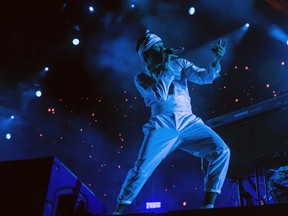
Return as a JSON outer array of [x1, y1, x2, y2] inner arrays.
[[211, 38, 227, 67], [211, 38, 227, 58]]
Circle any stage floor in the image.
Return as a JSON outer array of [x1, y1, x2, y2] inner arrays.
[[108, 203, 288, 216]]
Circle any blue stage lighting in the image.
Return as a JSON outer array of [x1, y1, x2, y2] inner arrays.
[[72, 38, 80, 46], [6, 133, 11, 140], [188, 7, 195, 15], [10, 115, 14, 119], [36, 90, 42, 97], [241, 23, 250, 32], [89, 6, 94, 12], [268, 25, 288, 45], [44, 67, 49, 72]]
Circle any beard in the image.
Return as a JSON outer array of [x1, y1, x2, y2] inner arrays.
[[150, 51, 163, 65]]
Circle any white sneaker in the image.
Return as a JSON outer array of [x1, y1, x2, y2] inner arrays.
[[200, 204, 214, 209]]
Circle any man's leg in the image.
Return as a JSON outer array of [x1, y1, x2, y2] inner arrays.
[[179, 119, 230, 208], [113, 204, 127, 215], [200, 192, 218, 208], [113, 117, 180, 214]]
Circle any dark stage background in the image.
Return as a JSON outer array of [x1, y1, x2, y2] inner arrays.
[[0, 0, 288, 214]]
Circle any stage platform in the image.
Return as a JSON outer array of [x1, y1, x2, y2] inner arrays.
[[109, 203, 288, 216]]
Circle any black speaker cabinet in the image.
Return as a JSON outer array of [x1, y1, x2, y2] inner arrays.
[[0, 156, 107, 216]]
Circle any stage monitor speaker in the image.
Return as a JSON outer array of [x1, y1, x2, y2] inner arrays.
[[0, 156, 107, 216]]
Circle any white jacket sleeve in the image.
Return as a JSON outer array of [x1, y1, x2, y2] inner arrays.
[[179, 58, 221, 85], [134, 70, 175, 106]]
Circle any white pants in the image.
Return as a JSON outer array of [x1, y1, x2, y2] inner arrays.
[[117, 113, 230, 204]]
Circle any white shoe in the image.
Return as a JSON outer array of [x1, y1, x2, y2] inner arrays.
[[112, 211, 122, 215], [200, 204, 214, 209]]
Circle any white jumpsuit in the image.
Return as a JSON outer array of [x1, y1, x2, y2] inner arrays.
[[117, 58, 230, 205]]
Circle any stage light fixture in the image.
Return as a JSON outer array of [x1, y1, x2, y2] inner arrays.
[[89, 6, 94, 12], [72, 38, 80, 45], [188, 7, 195, 15], [6, 133, 11, 140], [241, 23, 250, 32], [36, 90, 42, 97]]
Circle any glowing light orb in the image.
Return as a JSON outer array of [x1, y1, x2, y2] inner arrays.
[[36, 90, 42, 97], [6, 133, 11, 139], [72, 38, 80, 45], [188, 7, 195, 15], [89, 6, 94, 12]]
